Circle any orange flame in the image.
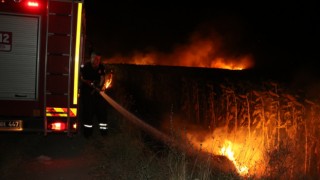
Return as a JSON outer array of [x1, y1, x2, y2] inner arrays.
[[211, 57, 252, 70], [102, 73, 113, 91], [220, 140, 249, 175], [106, 30, 254, 70], [186, 128, 266, 177]]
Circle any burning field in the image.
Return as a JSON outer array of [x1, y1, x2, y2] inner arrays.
[[98, 25, 320, 178], [104, 62, 320, 179]]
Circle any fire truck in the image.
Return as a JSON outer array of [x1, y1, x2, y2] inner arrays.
[[0, 0, 86, 135]]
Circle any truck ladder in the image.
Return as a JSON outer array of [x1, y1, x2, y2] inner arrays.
[[44, 0, 77, 136]]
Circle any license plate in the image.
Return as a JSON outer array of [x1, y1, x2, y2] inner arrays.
[[0, 120, 23, 131]]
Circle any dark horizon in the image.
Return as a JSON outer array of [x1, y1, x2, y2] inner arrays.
[[84, 1, 319, 74]]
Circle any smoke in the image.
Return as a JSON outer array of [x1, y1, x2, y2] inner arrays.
[[106, 23, 254, 69]]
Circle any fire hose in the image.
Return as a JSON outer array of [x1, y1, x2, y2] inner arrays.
[[94, 73, 238, 174], [82, 72, 176, 148], [99, 91, 237, 173], [99, 91, 172, 145], [82, 72, 173, 146]]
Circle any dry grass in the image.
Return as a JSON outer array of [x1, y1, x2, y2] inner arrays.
[[90, 118, 241, 180], [101, 64, 320, 179]]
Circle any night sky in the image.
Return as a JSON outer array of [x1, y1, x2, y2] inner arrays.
[[84, 1, 319, 74]]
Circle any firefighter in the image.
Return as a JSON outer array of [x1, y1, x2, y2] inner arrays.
[[80, 51, 109, 138]]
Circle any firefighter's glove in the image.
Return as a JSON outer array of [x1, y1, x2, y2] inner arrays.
[[104, 88, 113, 94], [83, 80, 95, 89], [90, 80, 99, 88], [95, 85, 103, 92], [93, 83, 104, 92]]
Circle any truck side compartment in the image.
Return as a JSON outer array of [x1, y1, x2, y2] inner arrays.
[[0, 0, 86, 135]]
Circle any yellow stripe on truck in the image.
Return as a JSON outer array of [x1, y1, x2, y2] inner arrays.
[[73, 2, 83, 105], [46, 107, 77, 117]]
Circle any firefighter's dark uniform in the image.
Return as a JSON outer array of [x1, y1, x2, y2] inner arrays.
[[80, 61, 108, 137]]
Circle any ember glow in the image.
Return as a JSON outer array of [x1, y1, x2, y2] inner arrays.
[[106, 30, 254, 70], [186, 128, 266, 177]]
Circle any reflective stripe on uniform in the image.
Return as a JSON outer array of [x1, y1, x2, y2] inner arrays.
[[99, 123, 107, 127], [84, 124, 93, 128], [99, 123, 108, 130]]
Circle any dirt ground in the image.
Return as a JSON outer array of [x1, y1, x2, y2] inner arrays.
[[0, 130, 109, 180]]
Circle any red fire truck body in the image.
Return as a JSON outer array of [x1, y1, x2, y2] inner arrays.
[[0, 0, 86, 135]]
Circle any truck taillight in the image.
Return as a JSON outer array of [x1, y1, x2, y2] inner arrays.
[[26, 1, 39, 7], [48, 122, 77, 131], [73, 123, 77, 130], [49, 122, 66, 131]]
